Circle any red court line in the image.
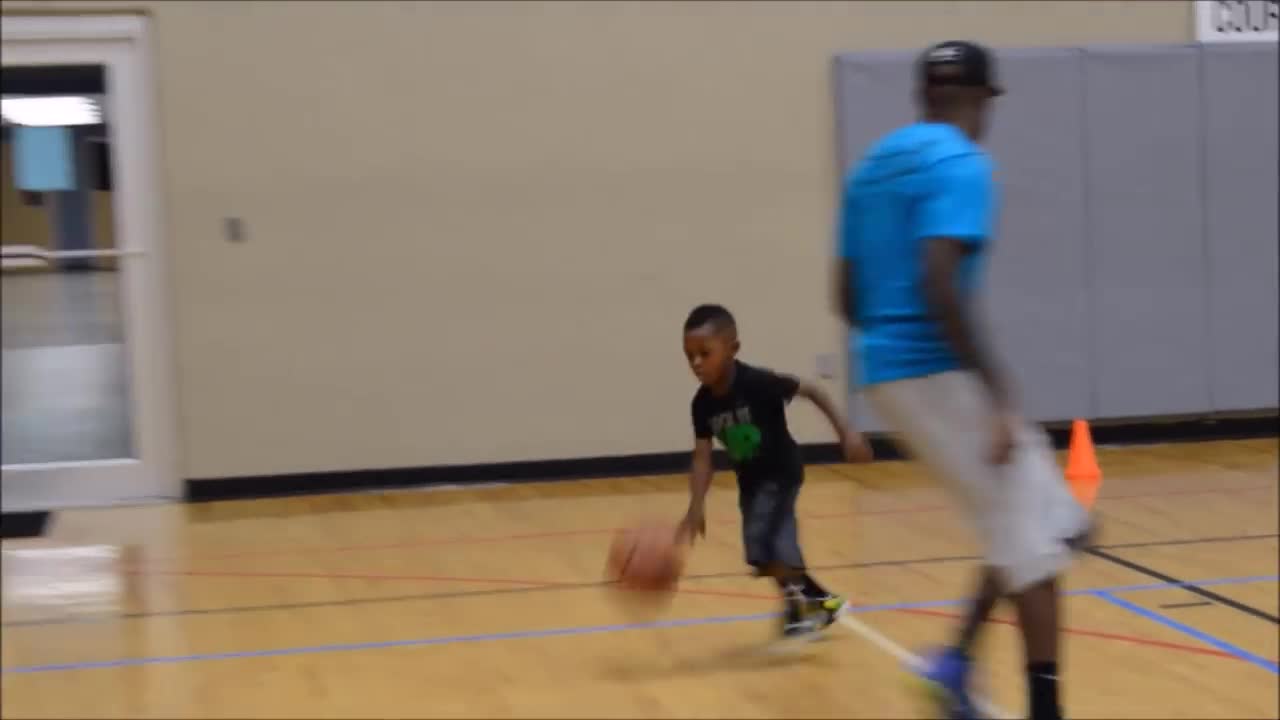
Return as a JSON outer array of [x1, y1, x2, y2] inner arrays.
[[126, 566, 780, 602], [807, 482, 1276, 521], [189, 527, 618, 562], [901, 607, 1243, 661], [124, 564, 1265, 663], [133, 567, 568, 587], [158, 483, 1275, 564]]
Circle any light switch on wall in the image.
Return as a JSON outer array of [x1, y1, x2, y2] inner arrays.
[[224, 217, 246, 243]]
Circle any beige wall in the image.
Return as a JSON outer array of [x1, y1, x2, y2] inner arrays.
[[5, 1, 1194, 479]]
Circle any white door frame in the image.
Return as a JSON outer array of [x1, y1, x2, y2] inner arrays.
[[2, 15, 180, 511]]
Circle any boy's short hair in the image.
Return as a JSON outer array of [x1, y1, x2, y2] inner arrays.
[[683, 304, 737, 335]]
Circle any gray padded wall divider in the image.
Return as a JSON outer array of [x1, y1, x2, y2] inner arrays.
[[833, 50, 916, 177], [1083, 45, 1212, 419], [981, 48, 1091, 423], [832, 42, 1278, 425], [1201, 43, 1280, 412]]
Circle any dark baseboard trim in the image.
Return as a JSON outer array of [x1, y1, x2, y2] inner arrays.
[[1, 511, 52, 539], [184, 412, 1278, 504]]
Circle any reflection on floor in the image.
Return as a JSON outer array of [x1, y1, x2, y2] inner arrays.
[[1, 271, 132, 464]]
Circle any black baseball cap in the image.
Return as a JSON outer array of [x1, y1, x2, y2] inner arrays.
[[918, 40, 1004, 96]]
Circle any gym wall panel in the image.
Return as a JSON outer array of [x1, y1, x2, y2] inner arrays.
[[981, 48, 1091, 423], [1200, 43, 1280, 412], [1082, 45, 1212, 419], [832, 51, 917, 178]]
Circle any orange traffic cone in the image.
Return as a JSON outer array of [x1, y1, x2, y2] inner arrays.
[[1064, 419, 1102, 509]]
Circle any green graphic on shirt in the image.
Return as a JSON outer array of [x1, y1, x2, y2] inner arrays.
[[720, 423, 763, 463]]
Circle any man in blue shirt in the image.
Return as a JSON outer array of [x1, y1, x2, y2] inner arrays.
[[835, 41, 1093, 720]]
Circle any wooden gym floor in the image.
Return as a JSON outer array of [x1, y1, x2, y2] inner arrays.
[[2, 438, 1277, 719]]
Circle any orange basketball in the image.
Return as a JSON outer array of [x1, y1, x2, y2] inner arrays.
[[605, 523, 686, 601]]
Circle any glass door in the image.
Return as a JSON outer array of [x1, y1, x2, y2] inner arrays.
[[1, 16, 178, 511]]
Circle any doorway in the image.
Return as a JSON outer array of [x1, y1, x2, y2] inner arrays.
[[1, 15, 178, 510]]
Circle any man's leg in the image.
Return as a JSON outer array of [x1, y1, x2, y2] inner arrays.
[[870, 371, 1090, 720], [950, 566, 1004, 656], [919, 567, 1002, 719], [996, 423, 1090, 720], [866, 373, 1016, 719], [1012, 578, 1063, 720]]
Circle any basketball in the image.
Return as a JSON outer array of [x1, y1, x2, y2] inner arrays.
[[604, 523, 686, 617]]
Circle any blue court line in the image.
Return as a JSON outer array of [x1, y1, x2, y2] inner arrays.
[[1093, 591, 1279, 675], [1069, 574, 1280, 596], [3, 573, 1276, 675]]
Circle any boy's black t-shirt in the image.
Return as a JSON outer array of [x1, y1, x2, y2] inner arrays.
[[691, 361, 803, 484]]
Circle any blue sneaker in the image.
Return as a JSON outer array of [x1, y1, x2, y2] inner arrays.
[[913, 647, 981, 719]]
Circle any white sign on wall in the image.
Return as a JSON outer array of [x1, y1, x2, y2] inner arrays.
[[1196, 0, 1280, 42]]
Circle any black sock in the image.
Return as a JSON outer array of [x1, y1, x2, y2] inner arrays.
[[801, 573, 830, 599], [1027, 661, 1062, 720]]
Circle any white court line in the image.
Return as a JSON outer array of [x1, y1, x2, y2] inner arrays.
[[837, 614, 1014, 720]]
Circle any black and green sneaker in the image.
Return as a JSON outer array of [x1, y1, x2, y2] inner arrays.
[[810, 593, 850, 630]]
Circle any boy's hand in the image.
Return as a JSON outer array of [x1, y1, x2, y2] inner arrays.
[[676, 507, 706, 545], [842, 431, 874, 463]]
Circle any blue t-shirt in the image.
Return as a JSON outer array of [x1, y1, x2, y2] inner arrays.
[[838, 121, 998, 386]]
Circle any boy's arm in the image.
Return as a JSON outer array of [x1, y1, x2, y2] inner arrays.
[[792, 378, 853, 443], [781, 373, 873, 463], [680, 397, 715, 542], [687, 438, 714, 510], [678, 438, 714, 543]]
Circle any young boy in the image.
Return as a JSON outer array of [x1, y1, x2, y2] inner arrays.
[[676, 303, 873, 640]]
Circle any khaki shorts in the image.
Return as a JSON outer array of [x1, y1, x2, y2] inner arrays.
[[866, 370, 1089, 593]]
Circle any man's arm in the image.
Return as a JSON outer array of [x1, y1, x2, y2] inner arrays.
[[834, 259, 858, 329], [915, 154, 1013, 412], [835, 174, 860, 328], [921, 238, 1011, 412]]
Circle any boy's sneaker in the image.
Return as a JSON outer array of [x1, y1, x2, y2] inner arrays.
[[780, 617, 819, 640], [776, 599, 821, 644], [914, 646, 982, 719], [809, 594, 850, 630], [774, 594, 847, 646]]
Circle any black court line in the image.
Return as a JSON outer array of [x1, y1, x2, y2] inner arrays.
[[1086, 547, 1279, 625], [4, 532, 1275, 629], [1160, 601, 1212, 609], [1095, 533, 1278, 550]]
